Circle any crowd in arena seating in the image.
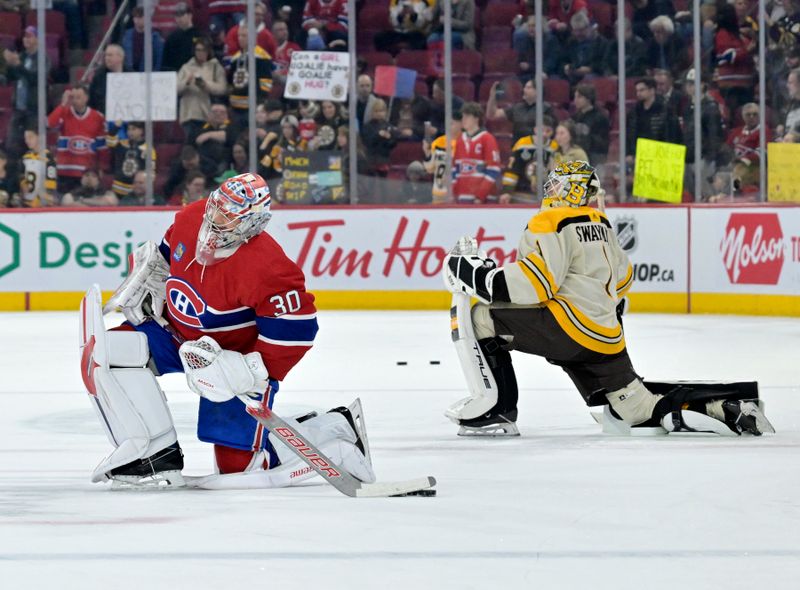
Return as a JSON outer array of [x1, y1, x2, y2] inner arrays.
[[0, 0, 799, 206]]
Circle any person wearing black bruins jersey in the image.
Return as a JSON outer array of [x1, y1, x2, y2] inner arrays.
[[442, 160, 774, 439]]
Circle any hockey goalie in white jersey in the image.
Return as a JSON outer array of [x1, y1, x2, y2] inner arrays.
[[442, 160, 775, 438]]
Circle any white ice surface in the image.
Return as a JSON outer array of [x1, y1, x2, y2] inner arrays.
[[0, 310, 798, 589]]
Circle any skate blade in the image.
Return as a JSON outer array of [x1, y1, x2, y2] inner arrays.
[[457, 423, 520, 437], [110, 470, 186, 490], [743, 402, 776, 435]]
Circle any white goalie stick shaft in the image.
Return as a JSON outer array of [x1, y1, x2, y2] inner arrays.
[[125, 313, 436, 497]]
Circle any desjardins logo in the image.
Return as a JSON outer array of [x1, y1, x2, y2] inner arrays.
[[0, 222, 21, 279]]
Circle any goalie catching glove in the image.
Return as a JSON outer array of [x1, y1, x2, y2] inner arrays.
[[179, 336, 269, 403], [104, 241, 169, 325], [442, 236, 508, 305]]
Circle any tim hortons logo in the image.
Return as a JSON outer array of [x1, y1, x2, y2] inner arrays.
[[721, 213, 784, 285]]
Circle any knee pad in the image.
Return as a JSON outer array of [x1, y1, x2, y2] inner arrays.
[[605, 379, 663, 426], [471, 303, 497, 341]]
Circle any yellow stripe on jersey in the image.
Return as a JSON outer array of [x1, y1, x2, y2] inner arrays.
[[617, 263, 633, 296], [516, 260, 549, 302], [523, 250, 557, 295], [545, 295, 626, 354]]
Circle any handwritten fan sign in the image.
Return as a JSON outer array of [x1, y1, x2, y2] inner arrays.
[[284, 51, 350, 102], [632, 138, 686, 203], [106, 72, 177, 121]]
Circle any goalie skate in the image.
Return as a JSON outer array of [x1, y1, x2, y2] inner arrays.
[[109, 442, 186, 490], [457, 410, 520, 437], [722, 400, 775, 436]]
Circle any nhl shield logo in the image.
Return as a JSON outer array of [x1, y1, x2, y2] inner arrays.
[[615, 217, 638, 253]]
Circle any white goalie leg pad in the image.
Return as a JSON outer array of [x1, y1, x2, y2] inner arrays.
[[80, 284, 179, 483], [445, 296, 499, 423], [268, 409, 376, 484], [605, 379, 663, 425], [88, 334, 178, 483], [661, 409, 738, 437]]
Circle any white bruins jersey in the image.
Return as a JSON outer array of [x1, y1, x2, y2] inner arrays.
[[502, 205, 634, 354], [20, 150, 57, 206]]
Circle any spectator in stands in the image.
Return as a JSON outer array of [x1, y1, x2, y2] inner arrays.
[[60, 169, 117, 207], [453, 102, 501, 204], [389, 98, 420, 140], [162, 2, 201, 73], [626, 77, 681, 163], [515, 15, 563, 81], [654, 68, 684, 120], [500, 114, 558, 204], [208, 0, 246, 35], [563, 11, 607, 84], [192, 103, 237, 177], [377, 0, 429, 54], [645, 15, 689, 78], [486, 79, 555, 142], [361, 98, 398, 177], [356, 74, 378, 131], [421, 112, 460, 204], [123, 6, 165, 72], [225, 2, 278, 59], [297, 101, 319, 145], [228, 141, 250, 175], [107, 120, 156, 199], [14, 126, 57, 208], [550, 120, 588, 170], [257, 98, 286, 141], [311, 100, 346, 150], [631, 0, 676, 41], [419, 79, 464, 140], [0, 149, 15, 208], [782, 68, 800, 138], [48, 84, 108, 195], [572, 84, 609, 164], [547, 0, 590, 35], [177, 37, 229, 140], [604, 18, 648, 78], [770, 0, 800, 53], [89, 44, 129, 114], [258, 114, 307, 179], [164, 145, 213, 199], [226, 25, 273, 128], [725, 103, 771, 169], [53, 0, 86, 49], [428, 0, 476, 50], [272, 19, 301, 84], [117, 170, 150, 206], [302, 0, 348, 50], [681, 68, 725, 200], [714, 2, 756, 121], [3, 26, 48, 157], [170, 170, 208, 206]]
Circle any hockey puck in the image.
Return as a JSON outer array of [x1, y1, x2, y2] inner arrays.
[[391, 489, 437, 497], [429, 360, 440, 365], [396, 361, 408, 366]]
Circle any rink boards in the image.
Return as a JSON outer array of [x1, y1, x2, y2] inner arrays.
[[1, 204, 799, 315]]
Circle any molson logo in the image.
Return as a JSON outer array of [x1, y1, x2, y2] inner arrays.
[[720, 213, 784, 285]]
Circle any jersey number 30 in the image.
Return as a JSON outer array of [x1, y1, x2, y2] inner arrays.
[[270, 290, 301, 316]]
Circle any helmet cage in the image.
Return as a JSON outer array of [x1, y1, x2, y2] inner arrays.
[[543, 161, 599, 208]]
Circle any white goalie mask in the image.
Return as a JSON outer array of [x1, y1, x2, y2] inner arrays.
[[196, 172, 272, 266], [542, 160, 600, 209]]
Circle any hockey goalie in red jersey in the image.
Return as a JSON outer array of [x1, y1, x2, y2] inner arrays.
[[79, 173, 375, 488]]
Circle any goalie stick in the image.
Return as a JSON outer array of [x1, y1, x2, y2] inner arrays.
[[119, 310, 437, 498]]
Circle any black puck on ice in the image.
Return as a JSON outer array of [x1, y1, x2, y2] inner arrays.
[[429, 360, 440, 365], [396, 361, 408, 366]]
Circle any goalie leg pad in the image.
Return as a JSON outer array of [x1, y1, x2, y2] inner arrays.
[[445, 298, 500, 423], [268, 401, 376, 484], [90, 364, 179, 483]]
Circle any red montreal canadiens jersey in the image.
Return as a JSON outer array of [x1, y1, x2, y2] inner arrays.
[[158, 200, 318, 381], [302, 0, 349, 34], [47, 105, 107, 178], [453, 129, 501, 204]]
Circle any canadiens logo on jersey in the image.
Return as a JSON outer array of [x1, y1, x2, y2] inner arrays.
[[166, 277, 207, 328], [67, 137, 92, 153]]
